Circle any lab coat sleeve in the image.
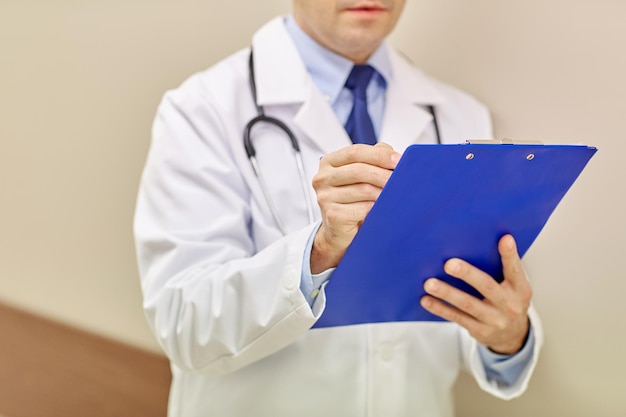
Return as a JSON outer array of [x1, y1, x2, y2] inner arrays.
[[134, 84, 321, 376], [459, 304, 543, 399]]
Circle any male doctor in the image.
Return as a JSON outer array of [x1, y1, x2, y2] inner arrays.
[[134, 0, 542, 416]]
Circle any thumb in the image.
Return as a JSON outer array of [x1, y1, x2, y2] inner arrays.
[[374, 141, 394, 151], [374, 142, 401, 167]]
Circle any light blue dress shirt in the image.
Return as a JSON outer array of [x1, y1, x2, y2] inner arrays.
[[284, 14, 390, 135], [283, 14, 535, 387]]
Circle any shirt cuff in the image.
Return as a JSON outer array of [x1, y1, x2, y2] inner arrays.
[[478, 325, 536, 387], [300, 222, 334, 307]]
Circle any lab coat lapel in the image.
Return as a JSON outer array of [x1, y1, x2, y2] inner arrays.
[[252, 17, 349, 155], [379, 87, 433, 154], [292, 92, 351, 155], [379, 50, 446, 153]]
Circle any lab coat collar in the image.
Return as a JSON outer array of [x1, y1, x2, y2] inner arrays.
[[251, 17, 447, 155], [252, 17, 350, 154], [251, 17, 309, 106]]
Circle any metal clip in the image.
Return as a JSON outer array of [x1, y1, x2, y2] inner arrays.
[[466, 138, 543, 145]]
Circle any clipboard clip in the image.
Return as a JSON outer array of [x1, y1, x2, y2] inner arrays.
[[466, 138, 544, 145]]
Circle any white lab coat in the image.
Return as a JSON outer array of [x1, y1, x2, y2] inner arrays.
[[134, 17, 543, 417]]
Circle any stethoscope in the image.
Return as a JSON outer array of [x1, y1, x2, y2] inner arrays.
[[243, 50, 442, 235]]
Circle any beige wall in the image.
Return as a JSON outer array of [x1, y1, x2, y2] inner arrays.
[[0, 0, 291, 351], [391, 1, 626, 415], [1, 0, 624, 415]]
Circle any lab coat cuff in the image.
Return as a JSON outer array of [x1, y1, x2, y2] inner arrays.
[[478, 326, 536, 387], [300, 221, 334, 308], [466, 305, 543, 400]]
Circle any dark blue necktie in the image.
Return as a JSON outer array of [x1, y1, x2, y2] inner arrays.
[[344, 65, 377, 145]]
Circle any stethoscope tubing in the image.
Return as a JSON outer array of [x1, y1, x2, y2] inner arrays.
[[244, 49, 440, 235], [244, 53, 315, 234]]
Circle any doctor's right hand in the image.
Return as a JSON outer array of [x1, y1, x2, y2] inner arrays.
[[310, 143, 401, 274]]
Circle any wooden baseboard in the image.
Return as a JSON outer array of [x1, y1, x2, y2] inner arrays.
[[0, 303, 171, 417]]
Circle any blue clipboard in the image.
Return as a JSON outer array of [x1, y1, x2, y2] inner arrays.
[[313, 141, 597, 328]]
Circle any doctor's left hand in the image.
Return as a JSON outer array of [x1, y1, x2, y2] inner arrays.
[[420, 234, 531, 355]]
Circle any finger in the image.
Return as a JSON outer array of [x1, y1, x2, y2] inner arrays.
[[333, 162, 394, 188], [443, 258, 507, 305], [373, 142, 393, 150], [420, 294, 483, 333], [322, 201, 375, 228], [318, 183, 383, 204], [499, 234, 527, 286], [423, 278, 495, 323], [322, 143, 401, 170]]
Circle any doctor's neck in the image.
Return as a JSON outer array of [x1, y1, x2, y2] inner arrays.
[[292, 1, 403, 64]]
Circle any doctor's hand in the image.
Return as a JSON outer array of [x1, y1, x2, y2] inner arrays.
[[310, 143, 401, 274], [420, 234, 531, 355]]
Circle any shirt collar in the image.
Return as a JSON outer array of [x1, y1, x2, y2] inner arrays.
[[284, 14, 392, 104]]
